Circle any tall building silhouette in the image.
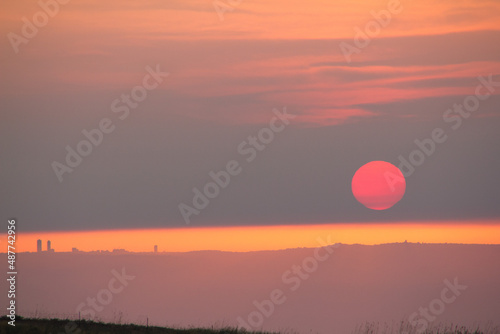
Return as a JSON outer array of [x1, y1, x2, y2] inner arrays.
[[37, 239, 42, 252], [154, 245, 158, 253], [47, 240, 51, 251]]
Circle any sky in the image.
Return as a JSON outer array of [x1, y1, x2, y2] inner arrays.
[[1, 0, 500, 251]]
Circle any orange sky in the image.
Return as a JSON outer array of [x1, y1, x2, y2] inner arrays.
[[3, 0, 500, 40], [4, 222, 500, 253], [2, 0, 500, 125]]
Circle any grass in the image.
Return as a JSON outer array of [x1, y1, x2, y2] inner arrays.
[[352, 321, 500, 334], [1, 317, 498, 334], [0, 316, 275, 334]]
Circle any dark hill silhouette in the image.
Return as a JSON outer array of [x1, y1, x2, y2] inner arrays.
[[4, 243, 500, 333]]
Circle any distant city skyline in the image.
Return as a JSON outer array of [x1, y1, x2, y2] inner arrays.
[[36, 239, 54, 252], [33, 239, 162, 254]]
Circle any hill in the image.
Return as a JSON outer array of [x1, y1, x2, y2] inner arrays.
[[2, 243, 500, 333]]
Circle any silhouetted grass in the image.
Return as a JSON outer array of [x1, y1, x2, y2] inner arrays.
[[352, 321, 500, 334], [0, 316, 276, 334], [1, 317, 498, 334]]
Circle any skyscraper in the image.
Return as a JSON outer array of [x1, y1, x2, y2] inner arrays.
[[47, 240, 51, 251], [37, 239, 42, 252], [154, 245, 158, 253]]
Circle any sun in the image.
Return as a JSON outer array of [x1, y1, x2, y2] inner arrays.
[[352, 161, 406, 210]]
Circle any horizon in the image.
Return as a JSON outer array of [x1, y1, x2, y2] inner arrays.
[[9, 222, 500, 253], [10, 240, 500, 255]]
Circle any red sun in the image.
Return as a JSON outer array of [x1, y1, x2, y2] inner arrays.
[[352, 161, 406, 210]]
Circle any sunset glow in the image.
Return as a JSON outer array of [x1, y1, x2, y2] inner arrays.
[[8, 222, 500, 253]]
